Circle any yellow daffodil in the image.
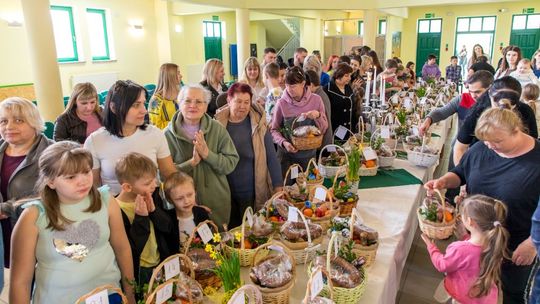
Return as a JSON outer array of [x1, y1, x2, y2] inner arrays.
[[216, 260, 222, 266], [234, 231, 242, 242], [212, 233, 221, 243], [204, 243, 214, 254], [210, 251, 218, 260]]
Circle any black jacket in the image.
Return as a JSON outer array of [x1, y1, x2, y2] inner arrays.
[[54, 110, 103, 144], [120, 188, 173, 281], [200, 80, 228, 118], [324, 80, 358, 135], [165, 206, 210, 253]]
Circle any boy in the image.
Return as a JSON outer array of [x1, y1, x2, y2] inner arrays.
[[421, 54, 441, 81], [510, 58, 539, 87], [263, 62, 284, 124], [163, 172, 209, 252], [445, 56, 462, 84], [115, 152, 172, 286]]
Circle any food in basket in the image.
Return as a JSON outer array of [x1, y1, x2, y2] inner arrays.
[[332, 181, 358, 204], [284, 184, 308, 203], [302, 201, 335, 218], [419, 196, 455, 223], [362, 159, 377, 168], [187, 248, 216, 276], [313, 254, 364, 288], [252, 214, 275, 237], [174, 271, 204, 303], [265, 197, 293, 223], [293, 125, 321, 138], [352, 223, 379, 246], [405, 135, 423, 146], [250, 253, 294, 288], [412, 145, 438, 155], [378, 144, 394, 157], [280, 221, 323, 242], [320, 151, 346, 167]]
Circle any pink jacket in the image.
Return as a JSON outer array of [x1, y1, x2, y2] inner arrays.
[[427, 241, 498, 304]]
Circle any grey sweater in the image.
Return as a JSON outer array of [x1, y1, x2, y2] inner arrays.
[[427, 95, 464, 128]]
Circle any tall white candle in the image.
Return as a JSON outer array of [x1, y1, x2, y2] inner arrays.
[[364, 73, 371, 107], [381, 78, 386, 105], [372, 66, 377, 94]]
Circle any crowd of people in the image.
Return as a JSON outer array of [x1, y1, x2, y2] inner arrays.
[[0, 43, 539, 304]]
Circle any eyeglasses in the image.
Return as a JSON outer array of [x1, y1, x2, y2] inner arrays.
[[182, 99, 206, 106]]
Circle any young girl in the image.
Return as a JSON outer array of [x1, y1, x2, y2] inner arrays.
[[10, 142, 135, 304], [422, 194, 509, 304], [148, 63, 182, 129]]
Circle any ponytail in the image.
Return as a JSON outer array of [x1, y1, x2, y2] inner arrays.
[[462, 195, 510, 298]]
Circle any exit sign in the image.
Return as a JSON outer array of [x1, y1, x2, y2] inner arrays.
[[212, 15, 219, 21], [523, 8, 535, 14], [425, 13, 435, 18]]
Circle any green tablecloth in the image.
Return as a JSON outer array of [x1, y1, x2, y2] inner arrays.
[[323, 168, 422, 190]]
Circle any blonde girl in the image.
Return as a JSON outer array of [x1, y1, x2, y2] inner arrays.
[[422, 195, 509, 303], [239, 57, 265, 103], [200, 58, 228, 117], [10, 141, 135, 304], [148, 63, 182, 129]]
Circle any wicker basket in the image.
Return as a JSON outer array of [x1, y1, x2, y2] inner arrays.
[[279, 207, 323, 265], [318, 144, 349, 178], [283, 164, 308, 208], [417, 190, 456, 239], [291, 116, 323, 150], [263, 191, 292, 226], [370, 125, 397, 168], [350, 208, 378, 267], [145, 279, 192, 304], [358, 160, 378, 176], [227, 284, 263, 304], [75, 285, 128, 304], [302, 185, 339, 231], [146, 253, 197, 297], [297, 158, 324, 193], [330, 168, 358, 217], [224, 207, 272, 267], [251, 241, 296, 304], [404, 137, 439, 167], [302, 267, 335, 304], [184, 220, 223, 290]]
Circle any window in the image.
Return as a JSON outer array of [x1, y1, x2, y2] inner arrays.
[[358, 21, 364, 36], [454, 16, 497, 61], [50, 6, 78, 62], [418, 19, 442, 33], [378, 20, 387, 35], [512, 14, 540, 30], [86, 9, 111, 61], [456, 16, 496, 33], [203, 21, 222, 38]]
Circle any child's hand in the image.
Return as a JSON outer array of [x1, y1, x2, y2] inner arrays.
[[421, 233, 434, 246], [144, 192, 155, 213], [135, 195, 149, 216]]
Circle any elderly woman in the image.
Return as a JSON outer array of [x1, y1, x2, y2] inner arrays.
[[0, 97, 53, 266], [215, 83, 282, 226], [324, 62, 358, 135], [84, 80, 177, 195], [200, 59, 228, 117], [164, 85, 239, 228], [425, 107, 540, 304], [54, 82, 103, 144]]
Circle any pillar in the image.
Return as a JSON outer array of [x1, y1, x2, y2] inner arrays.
[[236, 8, 250, 74], [154, 0, 172, 63], [363, 9, 378, 49], [20, 0, 64, 122]]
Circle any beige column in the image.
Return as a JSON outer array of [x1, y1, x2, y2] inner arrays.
[[235, 8, 250, 74], [20, 0, 63, 122], [363, 9, 378, 49], [154, 0, 172, 63]]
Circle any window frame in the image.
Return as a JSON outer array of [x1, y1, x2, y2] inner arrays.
[[203, 20, 222, 38], [454, 15, 497, 59], [511, 13, 540, 30], [86, 8, 111, 61], [50, 5, 79, 63], [417, 18, 443, 34], [378, 19, 387, 35], [358, 20, 364, 36]]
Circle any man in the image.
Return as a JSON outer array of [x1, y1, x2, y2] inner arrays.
[[453, 76, 538, 165], [419, 70, 493, 202], [292, 47, 308, 68], [261, 47, 277, 69]]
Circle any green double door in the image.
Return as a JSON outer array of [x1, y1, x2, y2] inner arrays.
[[510, 28, 540, 60], [416, 33, 441, 77]]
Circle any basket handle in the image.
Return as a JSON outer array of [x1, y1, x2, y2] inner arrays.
[[331, 167, 348, 190], [303, 266, 334, 302], [318, 144, 349, 173], [145, 279, 192, 304], [264, 190, 287, 214], [357, 115, 366, 145], [283, 164, 304, 187], [432, 189, 447, 224], [183, 220, 220, 255], [370, 127, 398, 151], [75, 285, 128, 304], [305, 158, 320, 178], [147, 253, 196, 295], [420, 135, 427, 154], [252, 240, 296, 269], [326, 232, 341, 276], [228, 284, 263, 304], [240, 207, 254, 250], [291, 114, 317, 130]]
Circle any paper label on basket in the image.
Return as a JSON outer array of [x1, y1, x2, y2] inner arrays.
[[291, 166, 299, 179], [246, 211, 254, 227], [335, 125, 348, 140], [288, 206, 299, 222], [420, 97, 428, 105], [268, 245, 284, 253], [381, 126, 391, 139], [198, 223, 213, 244], [156, 282, 173, 304], [362, 147, 378, 160], [164, 257, 181, 281], [314, 187, 327, 201], [412, 127, 419, 136], [85, 289, 109, 304], [311, 269, 324, 300], [231, 290, 245, 304], [404, 98, 412, 108], [327, 145, 336, 152]]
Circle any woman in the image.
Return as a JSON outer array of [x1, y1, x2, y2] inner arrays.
[[494, 46, 521, 79], [324, 63, 358, 135], [304, 54, 330, 87], [164, 85, 239, 228], [84, 80, 177, 195], [325, 55, 339, 76], [200, 59, 228, 117], [214, 83, 282, 226], [0, 97, 53, 266], [425, 107, 540, 304], [238, 57, 265, 105], [532, 49, 540, 78], [406, 61, 416, 86], [270, 66, 328, 175], [368, 50, 383, 73], [305, 70, 333, 147], [148, 63, 182, 129], [54, 83, 102, 144], [468, 44, 491, 69]]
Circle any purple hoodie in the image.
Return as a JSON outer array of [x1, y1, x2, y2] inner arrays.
[[271, 87, 328, 147], [422, 63, 441, 80]]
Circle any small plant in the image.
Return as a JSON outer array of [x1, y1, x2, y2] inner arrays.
[[204, 233, 242, 297], [338, 239, 358, 264]]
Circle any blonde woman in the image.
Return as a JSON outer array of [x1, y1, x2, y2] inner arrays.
[[239, 57, 265, 104], [200, 58, 228, 117], [303, 54, 330, 87], [148, 63, 182, 129], [54, 82, 103, 144]]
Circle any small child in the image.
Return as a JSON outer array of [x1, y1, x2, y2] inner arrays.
[[445, 55, 462, 84], [422, 194, 509, 304], [522, 83, 540, 136], [10, 142, 135, 303], [510, 58, 540, 87], [163, 172, 209, 251], [422, 54, 441, 81], [115, 152, 172, 286], [263, 62, 284, 124]]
